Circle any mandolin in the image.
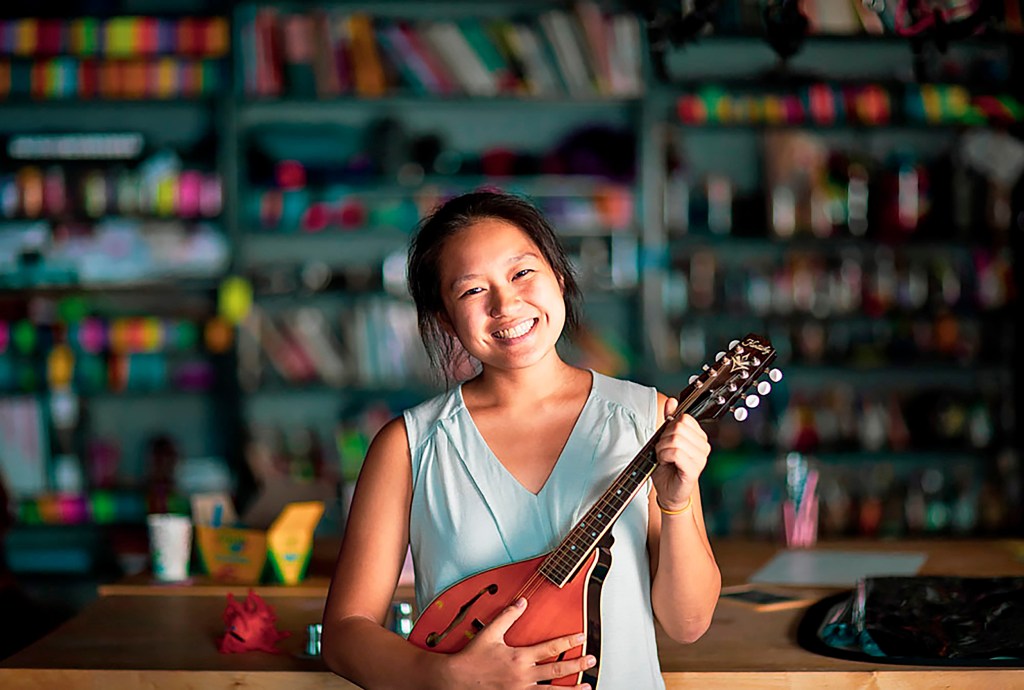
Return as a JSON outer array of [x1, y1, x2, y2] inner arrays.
[[407, 333, 780, 687]]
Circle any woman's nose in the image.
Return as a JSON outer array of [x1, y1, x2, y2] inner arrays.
[[488, 286, 519, 317]]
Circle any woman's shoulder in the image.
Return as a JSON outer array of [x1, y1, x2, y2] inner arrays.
[[591, 370, 660, 422], [402, 385, 463, 449], [404, 385, 461, 422], [592, 370, 657, 401]]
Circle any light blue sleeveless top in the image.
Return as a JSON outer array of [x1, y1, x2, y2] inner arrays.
[[404, 370, 666, 690]]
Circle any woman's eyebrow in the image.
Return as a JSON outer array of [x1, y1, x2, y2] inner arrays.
[[448, 252, 540, 291]]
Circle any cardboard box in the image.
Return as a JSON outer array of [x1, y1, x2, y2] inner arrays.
[[192, 493, 324, 585]]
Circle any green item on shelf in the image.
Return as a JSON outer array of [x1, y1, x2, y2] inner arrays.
[[173, 321, 199, 351], [12, 320, 36, 355], [336, 427, 369, 483], [89, 491, 117, 524], [57, 297, 89, 324], [17, 499, 42, 525]]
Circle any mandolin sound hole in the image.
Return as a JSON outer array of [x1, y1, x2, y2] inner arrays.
[[424, 583, 500, 648]]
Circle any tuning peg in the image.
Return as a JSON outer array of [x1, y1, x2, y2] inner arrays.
[[733, 407, 748, 422], [744, 394, 759, 408], [729, 339, 739, 349], [689, 374, 698, 384], [769, 368, 783, 382], [702, 364, 710, 371], [757, 380, 772, 395], [715, 351, 725, 361]]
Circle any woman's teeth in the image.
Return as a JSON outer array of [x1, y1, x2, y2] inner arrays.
[[494, 320, 534, 339]]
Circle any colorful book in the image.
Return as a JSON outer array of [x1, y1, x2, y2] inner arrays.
[[574, 1, 612, 95], [539, 9, 596, 97], [346, 13, 387, 97], [458, 19, 515, 93], [310, 10, 341, 98], [281, 13, 317, 98]]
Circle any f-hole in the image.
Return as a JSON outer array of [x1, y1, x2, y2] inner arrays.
[[424, 583, 499, 648]]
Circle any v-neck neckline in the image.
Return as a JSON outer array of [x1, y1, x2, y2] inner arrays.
[[457, 370, 597, 498]]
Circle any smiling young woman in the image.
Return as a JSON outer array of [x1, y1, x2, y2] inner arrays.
[[439, 217, 568, 372], [320, 191, 721, 690]]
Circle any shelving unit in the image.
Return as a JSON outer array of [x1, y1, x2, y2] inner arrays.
[[0, 6, 235, 591], [226, 3, 650, 519], [637, 11, 1022, 538], [1, 1, 1021, 580]]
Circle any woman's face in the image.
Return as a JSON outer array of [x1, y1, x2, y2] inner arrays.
[[437, 218, 566, 372]]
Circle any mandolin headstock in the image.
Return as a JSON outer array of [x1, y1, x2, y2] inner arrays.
[[672, 333, 781, 423]]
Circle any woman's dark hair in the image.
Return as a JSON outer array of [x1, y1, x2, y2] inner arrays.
[[407, 190, 582, 378]]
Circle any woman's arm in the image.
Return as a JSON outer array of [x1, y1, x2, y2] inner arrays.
[[321, 416, 447, 688], [321, 417, 596, 689], [647, 393, 722, 644]]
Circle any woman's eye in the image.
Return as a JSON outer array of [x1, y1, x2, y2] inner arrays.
[[513, 269, 534, 280], [459, 287, 483, 298]]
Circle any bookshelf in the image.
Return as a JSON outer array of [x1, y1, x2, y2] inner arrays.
[[225, 2, 651, 518], [0, 1, 1021, 581]]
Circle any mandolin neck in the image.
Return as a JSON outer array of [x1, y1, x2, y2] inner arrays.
[[537, 429, 664, 587], [538, 383, 705, 588]]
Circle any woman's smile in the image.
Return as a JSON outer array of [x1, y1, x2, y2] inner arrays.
[[492, 318, 537, 341]]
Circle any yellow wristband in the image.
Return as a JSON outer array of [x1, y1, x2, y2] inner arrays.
[[657, 494, 692, 515]]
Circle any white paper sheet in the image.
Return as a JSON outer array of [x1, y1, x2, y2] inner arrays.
[[749, 549, 928, 587]]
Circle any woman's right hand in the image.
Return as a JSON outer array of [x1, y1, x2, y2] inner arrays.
[[437, 597, 595, 689]]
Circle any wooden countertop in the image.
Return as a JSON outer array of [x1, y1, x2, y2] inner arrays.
[[3, 539, 1023, 689]]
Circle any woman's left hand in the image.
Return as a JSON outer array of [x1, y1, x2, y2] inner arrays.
[[651, 397, 711, 512]]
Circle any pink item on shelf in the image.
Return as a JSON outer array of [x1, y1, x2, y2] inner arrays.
[[78, 317, 106, 354], [56, 493, 89, 524], [177, 170, 201, 218]]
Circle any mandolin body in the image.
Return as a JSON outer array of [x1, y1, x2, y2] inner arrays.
[[408, 539, 612, 687]]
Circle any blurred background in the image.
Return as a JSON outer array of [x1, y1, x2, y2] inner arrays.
[[0, 0, 1021, 654]]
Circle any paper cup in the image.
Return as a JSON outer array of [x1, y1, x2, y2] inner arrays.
[[147, 513, 192, 582]]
